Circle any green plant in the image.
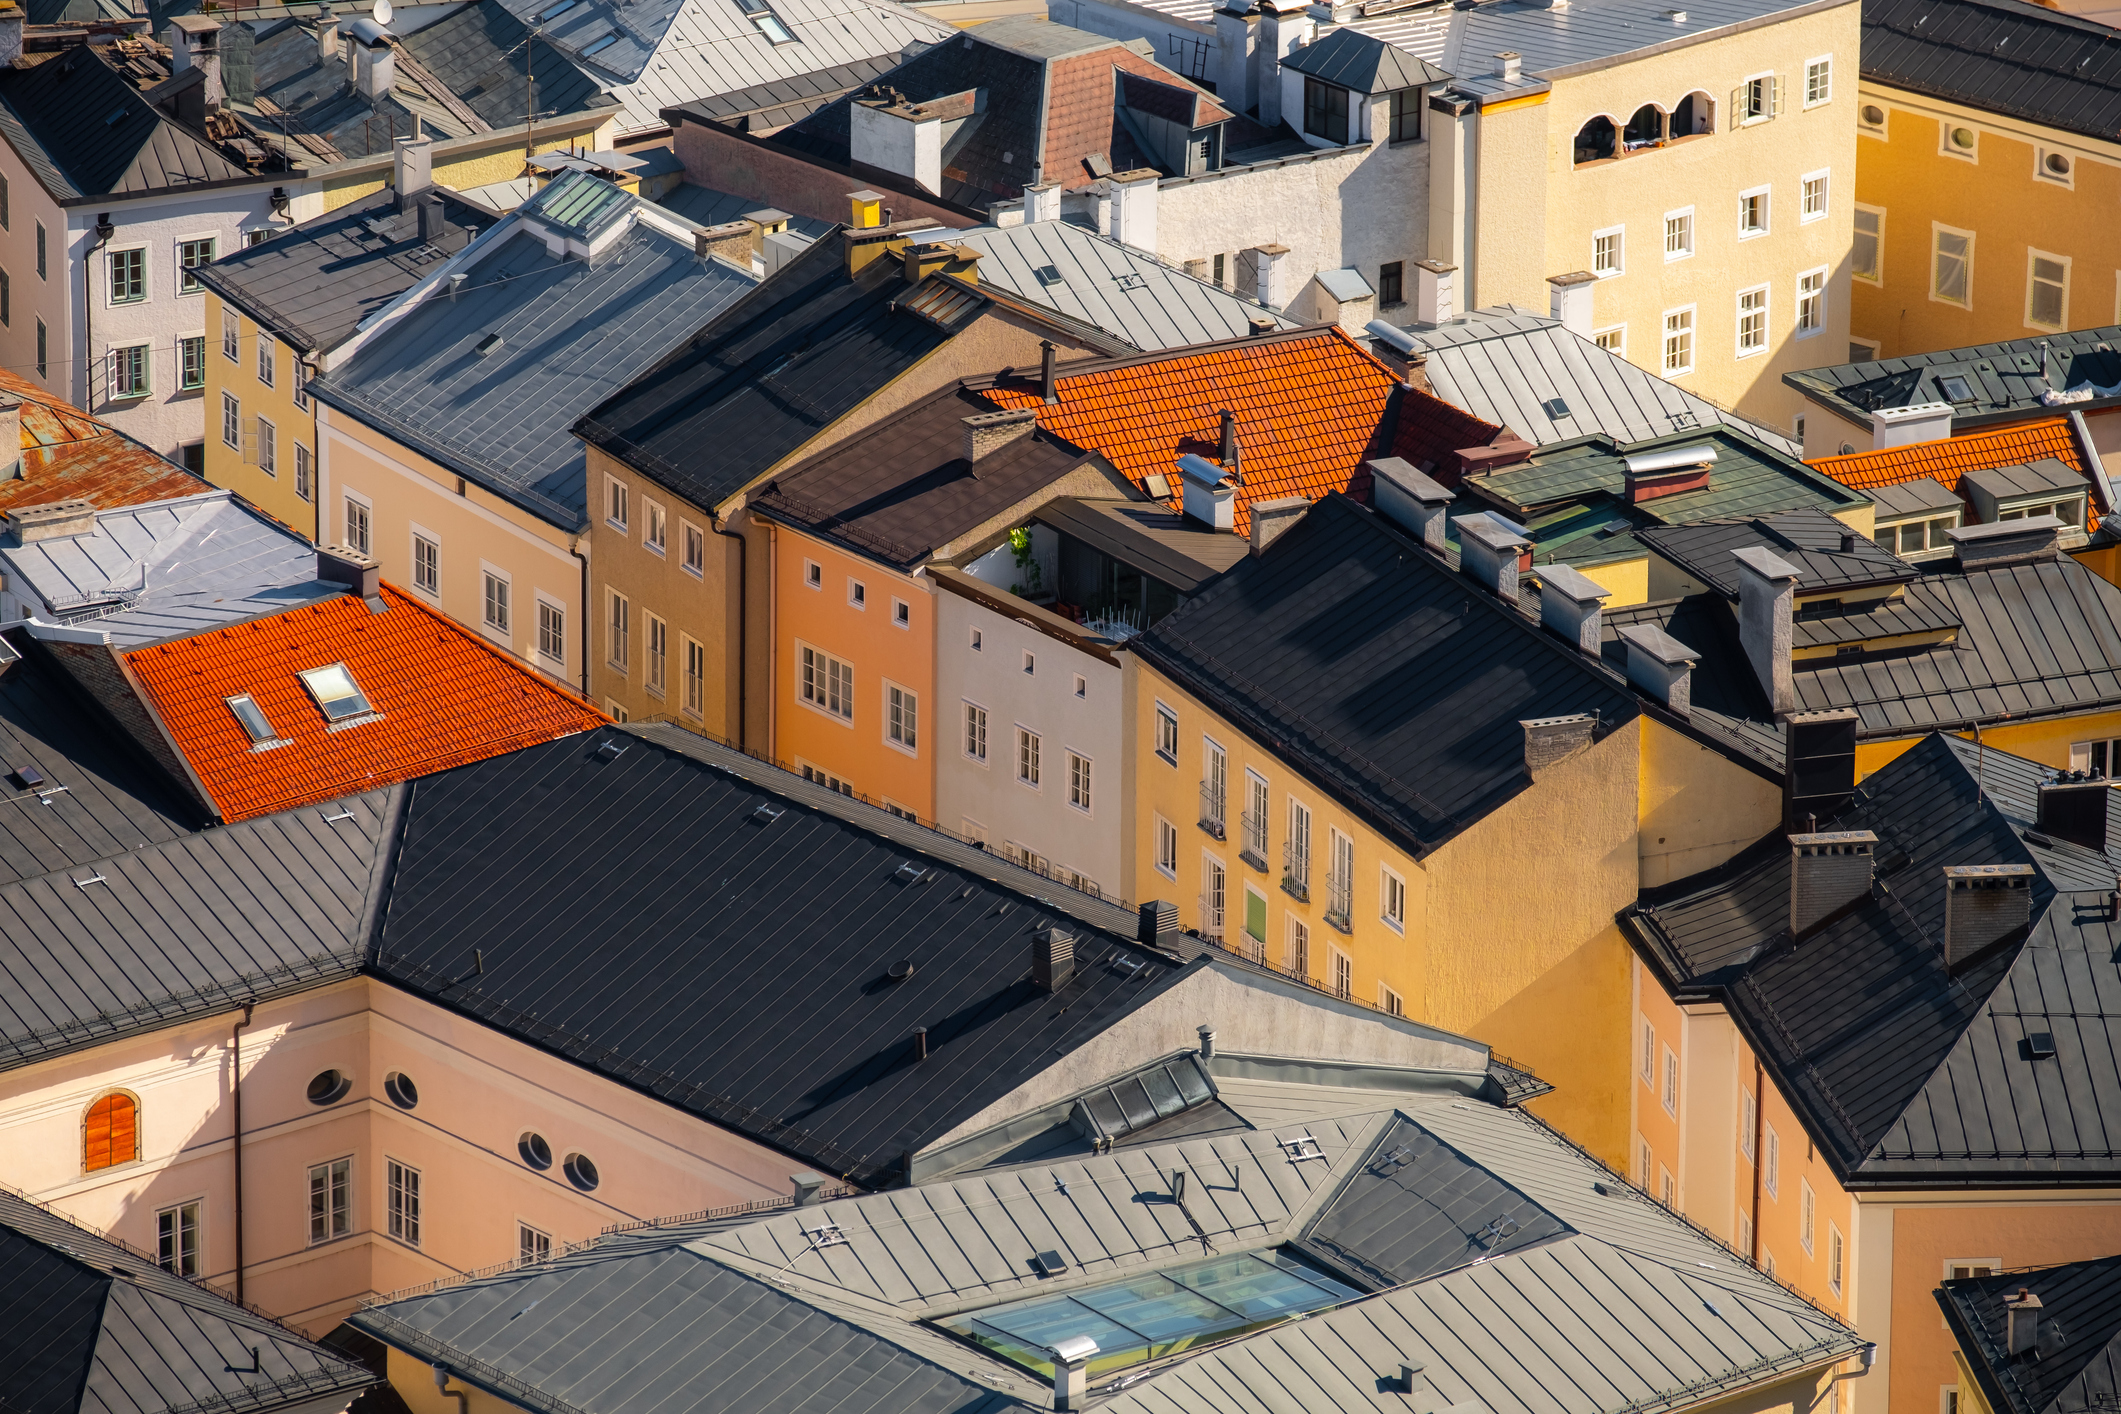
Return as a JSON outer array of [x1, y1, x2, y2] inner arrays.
[[1008, 526, 1044, 597]]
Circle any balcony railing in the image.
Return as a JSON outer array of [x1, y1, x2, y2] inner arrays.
[[1324, 867, 1353, 933], [1240, 808, 1268, 871], [1282, 839, 1310, 902], [1198, 779, 1226, 840], [1198, 891, 1225, 942]]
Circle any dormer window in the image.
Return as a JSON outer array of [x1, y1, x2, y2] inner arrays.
[[299, 663, 374, 721], [1302, 78, 1349, 144], [225, 693, 279, 744]]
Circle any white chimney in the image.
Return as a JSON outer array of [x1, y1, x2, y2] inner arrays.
[[1176, 454, 1235, 530], [0, 1, 23, 66], [393, 135, 434, 209], [1494, 50, 1522, 80], [1367, 456, 1452, 551], [1618, 623, 1699, 713], [1024, 181, 1063, 224], [317, 11, 340, 64], [2005, 1291, 2043, 1356], [1051, 1335, 1099, 1411], [350, 17, 395, 104], [1249, 495, 1308, 555], [1870, 401, 1953, 449], [1247, 243, 1290, 308], [1108, 169, 1160, 253], [1537, 561, 1611, 655], [1413, 259, 1456, 325], [168, 15, 226, 108], [1942, 865, 2033, 967], [1732, 546, 1800, 717], [848, 87, 981, 198], [1457, 512, 1533, 605], [1548, 270, 1596, 338], [1787, 830, 1876, 937]]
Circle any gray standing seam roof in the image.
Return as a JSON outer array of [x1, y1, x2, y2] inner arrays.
[[397, 0, 614, 131], [0, 42, 252, 202], [1279, 25, 1451, 93], [1863, 0, 2121, 145], [1442, 0, 1847, 86], [1031, 497, 1249, 593], [1785, 325, 2121, 426], [1870, 477, 1964, 518], [1941, 1254, 2121, 1414], [949, 221, 1296, 353], [0, 1188, 375, 1414], [1639, 506, 1913, 599], [308, 193, 757, 529], [1962, 459, 2089, 500], [1398, 307, 1803, 455]]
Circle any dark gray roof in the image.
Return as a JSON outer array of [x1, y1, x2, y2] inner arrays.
[[1785, 326, 2121, 428], [1638, 506, 1914, 598], [656, 180, 833, 234], [576, 233, 972, 515], [1600, 595, 1786, 768], [309, 180, 757, 529], [1629, 733, 2121, 1183], [1864, 0, 2121, 144], [397, 0, 612, 131], [192, 186, 490, 354], [1131, 494, 1641, 856], [1279, 25, 1449, 93], [1942, 1254, 2121, 1414], [0, 1187, 374, 1414], [371, 724, 1191, 1186], [1871, 477, 1964, 518], [0, 41, 253, 202], [664, 54, 913, 132], [1963, 458, 2088, 500], [1031, 497, 1249, 594]]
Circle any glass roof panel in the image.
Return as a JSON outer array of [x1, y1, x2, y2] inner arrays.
[[298, 663, 373, 721]]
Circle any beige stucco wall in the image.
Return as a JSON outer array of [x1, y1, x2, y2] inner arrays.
[[0, 978, 797, 1335], [202, 293, 324, 542]]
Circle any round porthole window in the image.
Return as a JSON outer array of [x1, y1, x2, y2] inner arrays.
[[1950, 126, 1976, 150], [563, 1152, 600, 1191], [306, 1069, 350, 1105], [2046, 152, 2072, 176], [1861, 103, 1885, 126], [383, 1072, 419, 1110], [519, 1132, 554, 1170]]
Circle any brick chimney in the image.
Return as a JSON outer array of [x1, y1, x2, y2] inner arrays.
[[1367, 456, 1452, 551], [1942, 864, 2033, 967], [961, 407, 1037, 469], [1733, 546, 1800, 717], [1537, 561, 1611, 655], [1788, 830, 1876, 938]]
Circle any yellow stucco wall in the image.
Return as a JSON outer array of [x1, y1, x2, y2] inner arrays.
[[1567, 554, 1651, 607], [1849, 83, 2121, 359], [1640, 716, 1785, 886], [315, 118, 614, 214], [1853, 707, 2121, 781], [200, 293, 324, 542]]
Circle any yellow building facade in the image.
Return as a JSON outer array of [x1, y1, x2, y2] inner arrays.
[[201, 293, 322, 541]]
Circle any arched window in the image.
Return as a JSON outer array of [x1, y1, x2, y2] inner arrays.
[[1573, 116, 1617, 164], [1668, 91, 1715, 138], [84, 1092, 138, 1172], [1623, 103, 1666, 150]]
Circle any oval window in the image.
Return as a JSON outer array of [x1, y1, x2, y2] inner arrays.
[[563, 1152, 600, 1191], [307, 1069, 350, 1105], [2046, 152, 2072, 176], [1950, 126, 1976, 150], [383, 1072, 419, 1109], [519, 1132, 554, 1170], [1860, 104, 1884, 126]]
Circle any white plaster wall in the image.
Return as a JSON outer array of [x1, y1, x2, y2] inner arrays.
[[933, 586, 1125, 900]]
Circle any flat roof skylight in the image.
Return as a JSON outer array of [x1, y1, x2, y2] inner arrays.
[[225, 694, 278, 744], [581, 30, 620, 54], [938, 1249, 1360, 1379], [298, 664, 373, 721]]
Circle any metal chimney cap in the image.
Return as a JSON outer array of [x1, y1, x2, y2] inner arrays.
[[1051, 1335, 1101, 1366]]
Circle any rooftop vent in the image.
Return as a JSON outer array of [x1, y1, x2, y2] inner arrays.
[[1033, 926, 1075, 990], [750, 801, 785, 823], [2037, 775, 2114, 851], [475, 333, 504, 357], [1942, 864, 2033, 968], [316, 544, 380, 598], [1032, 1249, 1068, 1276], [1521, 714, 1594, 780], [1788, 830, 1876, 938], [1138, 899, 1178, 941], [6, 499, 96, 544], [1622, 443, 1716, 503], [790, 1171, 826, 1206], [1367, 456, 1452, 551], [1784, 708, 1859, 830]]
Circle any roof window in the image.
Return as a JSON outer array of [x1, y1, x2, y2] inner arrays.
[[937, 1248, 1362, 1379], [225, 693, 279, 743], [581, 30, 620, 55], [1939, 375, 1976, 402], [735, 0, 796, 42], [298, 663, 373, 721], [537, 0, 576, 18]]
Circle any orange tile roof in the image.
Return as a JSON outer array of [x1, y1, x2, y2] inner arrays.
[[0, 367, 206, 512], [981, 327, 1501, 534], [1808, 417, 2086, 494], [123, 585, 605, 823]]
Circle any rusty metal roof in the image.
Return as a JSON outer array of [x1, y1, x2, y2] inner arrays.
[[1, 368, 207, 512]]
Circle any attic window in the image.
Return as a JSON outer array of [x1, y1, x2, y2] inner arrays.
[[226, 694, 279, 744], [537, 0, 576, 17], [105, 107, 128, 127], [1939, 375, 1975, 402], [298, 663, 374, 721]]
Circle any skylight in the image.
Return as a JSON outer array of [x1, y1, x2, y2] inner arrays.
[[938, 1249, 1361, 1379], [298, 664, 374, 721], [536, 0, 576, 18], [1939, 374, 1976, 402], [581, 30, 620, 55], [225, 694, 278, 744], [753, 11, 796, 42]]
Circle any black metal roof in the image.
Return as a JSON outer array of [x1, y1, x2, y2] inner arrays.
[[191, 187, 490, 355], [1942, 1254, 2121, 1414], [1785, 326, 2121, 428], [1637, 507, 1914, 599], [398, 0, 613, 131], [370, 725, 1190, 1187], [575, 233, 971, 515], [664, 54, 903, 133], [0, 41, 253, 203], [1628, 733, 2121, 1185], [1278, 25, 1450, 93], [1864, 0, 2121, 144], [1130, 493, 1641, 857], [0, 1187, 374, 1414]]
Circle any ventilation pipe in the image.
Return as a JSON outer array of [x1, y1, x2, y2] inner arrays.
[[1052, 1335, 1099, 1411], [791, 1171, 826, 1205], [1033, 927, 1075, 990]]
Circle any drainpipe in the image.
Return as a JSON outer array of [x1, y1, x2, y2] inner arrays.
[[434, 1364, 469, 1414], [713, 510, 746, 748], [84, 213, 114, 412], [232, 1000, 255, 1304], [1749, 1053, 1764, 1270], [570, 536, 590, 699]]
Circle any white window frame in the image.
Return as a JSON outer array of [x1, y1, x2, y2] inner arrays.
[[1661, 1044, 1679, 1113], [1764, 1123, 1781, 1198], [2027, 248, 2070, 332], [1015, 724, 1042, 788], [963, 699, 989, 763], [1593, 325, 1626, 357], [796, 640, 855, 724], [221, 391, 241, 448], [480, 563, 512, 638], [256, 334, 275, 389], [1380, 864, 1405, 934], [537, 593, 567, 666], [645, 612, 667, 697], [1741, 1087, 1758, 1158], [1829, 1223, 1845, 1294], [642, 498, 666, 555], [410, 524, 440, 597], [804, 558, 822, 590], [1800, 1179, 1817, 1254], [156, 1198, 204, 1276], [1803, 54, 1832, 107], [342, 490, 373, 556], [1379, 984, 1403, 1017], [1737, 184, 1771, 240], [1592, 224, 1624, 279], [1939, 119, 1979, 162], [2034, 145, 2077, 190], [681, 519, 706, 578], [1796, 266, 1828, 338], [1663, 206, 1694, 262], [1853, 204, 1885, 285], [307, 1156, 352, 1246], [178, 331, 207, 391], [1737, 70, 1778, 124], [1067, 749, 1092, 813], [1662, 305, 1696, 376], [1642, 1018, 1655, 1082], [1932, 222, 1975, 308], [605, 475, 628, 531], [892, 597, 911, 630], [848, 578, 867, 610], [1800, 168, 1830, 223], [1155, 701, 1179, 764], [1736, 284, 1770, 358], [884, 679, 918, 755], [1154, 814, 1178, 878], [222, 307, 240, 361]]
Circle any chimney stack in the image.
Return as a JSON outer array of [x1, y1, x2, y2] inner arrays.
[[351, 18, 396, 105], [2038, 775, 2115, 851], [1367, 457, 1452, 551], [1732, 546, 1801, 717], [1522, 714, 1595, 779], [1785, 708, 1860, 829], [1456, 512, 1534, 605], [1536, 561, 1612, 655], [1219, 407, 1239, 471], [1051, 1335, 1099, 1411], [168, 15, 226, 108], [317, 11, 340, 64], [1108, 169, 1160, 253], [6, 499, 97, 544], [961, 407, 1037, 469], [1942, 864, 2034, 967], [2005, 1290, 2042, 1357], [1040, 340, 1058, 405], [1547, 271, 1596, 337], [846, 188, 884, 229], [1494, 49, 1522, 80], [1413, 259, 1456, 325], [1175, 454, 1235, 531], [1244, 243, 1290, 309], [1617, 623, 1698, 713], [318, 545, 382, 599], [790, 1171, 826, 1206], [1249, 496, 1309, 555], [1623, 443, 1716, 502], [1870, 401, 1953, 450], [1788, 830, 1877, 938], [394, 136, 434, 210], [1024, 181, 1063, 224], [1948, 516, 2063, 572], [1033, 927, 1075, 991], [0, 1, 23, 66], [1138, 899, 1177, 941], [1196, 1024, 1215, 1059], [695, 220, 754, 265]]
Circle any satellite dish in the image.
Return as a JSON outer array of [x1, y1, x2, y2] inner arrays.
[[372, 0, 392, 24]]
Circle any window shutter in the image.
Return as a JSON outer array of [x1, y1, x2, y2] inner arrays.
[[241, 417, 259, 465], [1770, 75, 1782, 117]]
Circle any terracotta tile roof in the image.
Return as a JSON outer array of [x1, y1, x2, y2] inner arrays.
[[0, 368, 205, 513], [980, 327, 1500, 534], [1808, 418, 2086, 493], [123, 586, 605, 823]]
